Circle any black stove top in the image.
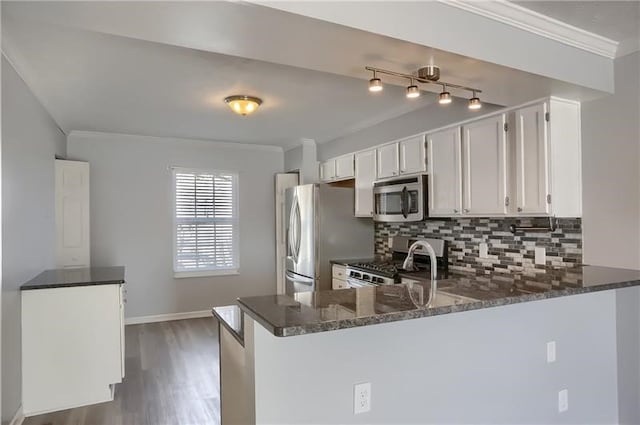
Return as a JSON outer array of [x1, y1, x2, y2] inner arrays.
[[347, 261, 433, 278]]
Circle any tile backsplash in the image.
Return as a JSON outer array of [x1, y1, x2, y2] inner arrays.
[[375, 217, 582, 274]]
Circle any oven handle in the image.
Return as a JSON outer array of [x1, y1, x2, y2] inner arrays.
[[401, 186, 408, 219]]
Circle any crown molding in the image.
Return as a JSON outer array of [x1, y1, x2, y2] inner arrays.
[[441, 0, 619, 59]]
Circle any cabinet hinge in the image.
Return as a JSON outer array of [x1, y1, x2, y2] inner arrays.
[[545, 112, 550, 122], [547, 194, 552, 204], [504, 123, 509, 132], [505, 196, 510, 207]]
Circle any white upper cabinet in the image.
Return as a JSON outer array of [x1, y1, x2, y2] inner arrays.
[[335, 154, 355, 180], [320, 155, 354, 182], [354, 150, 376, 217], [462, 114, 508, 215], [399, 135, 427, 175], [428, 127, 462, 217], [513, 102, 550, 215], [319, 160, 336, 182], [376, 143, 400, 179]]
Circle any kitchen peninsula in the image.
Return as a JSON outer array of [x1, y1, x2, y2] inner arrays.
[[215, 265, 640, 424]]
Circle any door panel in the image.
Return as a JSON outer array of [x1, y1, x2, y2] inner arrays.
[[285, 185, 315, 278], [462, 115, 507, 215], [515, 103, 550, 214], [376, 143, 399, 179], [55, 160, 90, 267], [428, 127, 462, 216], [355, 150, 376, 217]]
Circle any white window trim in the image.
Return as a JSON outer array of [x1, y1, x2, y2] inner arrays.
[[171, 167, 240, 278]]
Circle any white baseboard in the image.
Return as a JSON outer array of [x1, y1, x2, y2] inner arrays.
[[125, 310, 212, 325], [8, 405, 24, 425]]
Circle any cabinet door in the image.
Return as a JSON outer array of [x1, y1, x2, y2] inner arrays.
[[354, 150, 376, 217], [514, 103, 550, 214], [319, 160, 336, 182], [399, 135, 427, 175], [428, 127, 462, 216], [335, 154, 355, 179], [462, 115, 507, 215], [55, 160, 90, 267], [377, 143, 399, 179]]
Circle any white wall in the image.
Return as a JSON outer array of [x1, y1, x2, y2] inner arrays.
[[317, 100, 502, 161], [253, 291, 619, 424], [67, 132, 283, 319], [582, 51, 640, 270], [581, 51, 640, 425], [1, 57, 66, 423]]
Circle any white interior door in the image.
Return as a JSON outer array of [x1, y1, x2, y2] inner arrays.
[[275, 173, 299, 295], [462, 115, 507, 215], [354, 150, 376, 217], [55, 160, 90, 268]]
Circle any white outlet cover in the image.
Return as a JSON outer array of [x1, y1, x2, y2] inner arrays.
[[547, 341, 556, 363], [354, 382, 371, 414], [479, 242, 488, 258], [558, 389, 568, 413], [535, 247, 546, 265]]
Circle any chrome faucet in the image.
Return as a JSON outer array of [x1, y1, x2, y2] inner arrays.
[[403, 240, 438, 306]]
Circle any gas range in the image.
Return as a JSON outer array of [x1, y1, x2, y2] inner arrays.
[[345, 237, 448, 288]]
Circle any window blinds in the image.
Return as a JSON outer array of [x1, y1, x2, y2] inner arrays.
[[173, 169, 238, 274]]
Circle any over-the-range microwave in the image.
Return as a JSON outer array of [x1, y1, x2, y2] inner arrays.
[[372, 174, 428, 222]]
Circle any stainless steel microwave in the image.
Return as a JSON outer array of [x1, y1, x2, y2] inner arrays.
[[372, 175, 428, 222]]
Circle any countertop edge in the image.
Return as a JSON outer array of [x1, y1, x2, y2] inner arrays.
[[238, 278, 640, 338], [212, 306, 245, 346], [21, 279, 125, 291]]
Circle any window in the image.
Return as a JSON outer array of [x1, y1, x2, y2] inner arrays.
[[173, 168, 239, 277]]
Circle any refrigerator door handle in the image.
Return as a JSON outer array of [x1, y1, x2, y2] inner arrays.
[[294, 199, 302, 261], [288, 195, 298, 263]]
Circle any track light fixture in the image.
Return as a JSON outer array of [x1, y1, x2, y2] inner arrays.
[[365, 65, 482, 109], [438, 85, 452, 105], [468, 91, 482, 110], [406, 79, 420, 98], [368, 70, 383, 92]]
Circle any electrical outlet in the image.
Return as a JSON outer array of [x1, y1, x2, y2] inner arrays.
[[547, 341, 556, 363], [479, 242, 488, 258], [558, 389, 568, 413], [535, 247, 546, 265], [354, 382, 371, 414]]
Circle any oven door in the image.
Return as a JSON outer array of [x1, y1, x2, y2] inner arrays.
[[373, 176, 426, 222]]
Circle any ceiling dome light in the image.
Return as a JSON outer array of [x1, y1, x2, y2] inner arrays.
[[224, 95, 262, 116], [438, 85, 452, 104], [468, 92, 482, 110], [406, 80, 420, 99]]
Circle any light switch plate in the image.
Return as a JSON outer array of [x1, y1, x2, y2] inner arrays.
[[558, 389, 568, 412], [547, 341, 556, 363]]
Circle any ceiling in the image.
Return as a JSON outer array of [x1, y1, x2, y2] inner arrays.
[[1, 1, 629, 149], [515, 1, 640, 57]]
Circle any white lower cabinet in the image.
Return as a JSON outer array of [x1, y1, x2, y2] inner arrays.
[[462, 114, 508, 216], [332, 264, 348, 289], [427, 127, 462, 216], [354, 149, 376, 217], [22, 284, 125, 416]]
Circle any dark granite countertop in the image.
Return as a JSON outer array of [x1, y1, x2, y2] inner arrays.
[[212, 305, 244, 345], [329, 258, 375, 266], [20, 266, 125, 290], [238, 265, 640, 337]]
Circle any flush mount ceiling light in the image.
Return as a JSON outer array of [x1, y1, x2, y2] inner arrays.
[[224, 95, 262, 116], [365, 65, 482, 109], [368, 70, 383, 92]]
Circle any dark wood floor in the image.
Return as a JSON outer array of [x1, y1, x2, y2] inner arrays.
[[24, 318, 220, 425]]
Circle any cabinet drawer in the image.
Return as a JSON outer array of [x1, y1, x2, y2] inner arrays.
[[332, 278, 348, 290], [332, 264, 347, 279]]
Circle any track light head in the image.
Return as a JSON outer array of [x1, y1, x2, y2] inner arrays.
[[438, 86, 452, 104], [406, 83, 420, 99], [468, 91, 482, 110]]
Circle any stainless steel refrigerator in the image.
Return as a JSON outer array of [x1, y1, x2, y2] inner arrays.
[[285, 184, 374, 295]]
